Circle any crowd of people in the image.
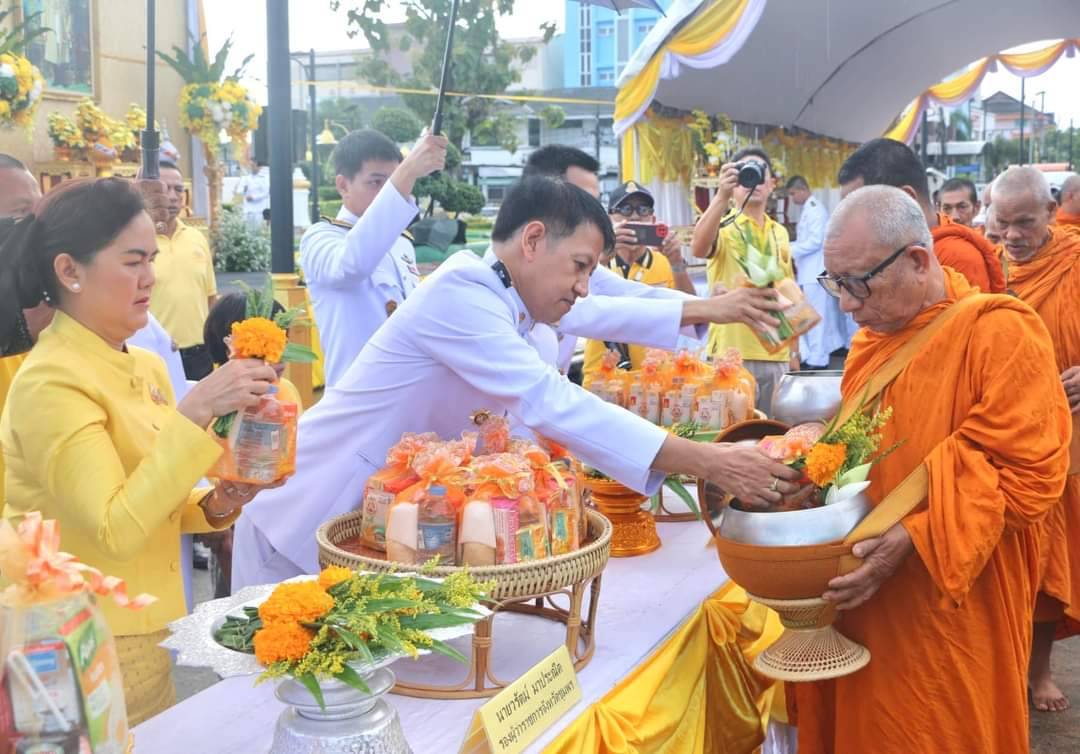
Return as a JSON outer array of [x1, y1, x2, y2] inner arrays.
[[1, 124, 1078, 754]]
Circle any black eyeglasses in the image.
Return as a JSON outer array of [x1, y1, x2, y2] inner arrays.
[[817, 244, 912, 300], [614, 204, 654, 218]]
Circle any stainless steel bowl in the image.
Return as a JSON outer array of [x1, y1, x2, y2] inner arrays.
[[771, 370, 843, 426], [717, 491, 872, 546]]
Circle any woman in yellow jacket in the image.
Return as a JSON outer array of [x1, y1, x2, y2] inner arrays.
[[0, 178, 279, 724]]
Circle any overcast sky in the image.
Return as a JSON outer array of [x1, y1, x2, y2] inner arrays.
[[204, 4, 1080, 136]]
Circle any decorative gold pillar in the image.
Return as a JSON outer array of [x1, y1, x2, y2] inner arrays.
[[273, 273, 315, 409]]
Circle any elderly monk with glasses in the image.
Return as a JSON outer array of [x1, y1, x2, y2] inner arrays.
[[793, 184, 1069, 754]]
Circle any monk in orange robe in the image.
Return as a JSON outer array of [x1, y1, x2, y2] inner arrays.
[[792, 185, 1070, 753], [838, 138, 1006, 292], [996, 165, 1080, 712], [1056, 174, 1080, 232]]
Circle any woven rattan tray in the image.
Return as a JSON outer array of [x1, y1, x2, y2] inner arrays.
[[316, 510, 613, 697], [317, 509, 611, 602]]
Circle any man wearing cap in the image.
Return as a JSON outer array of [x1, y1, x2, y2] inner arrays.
[[582, 181, 695, 381]]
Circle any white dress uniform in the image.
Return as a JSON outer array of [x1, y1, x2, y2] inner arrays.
[[232, 250, 675, 590], [235, 166, 270, 224], [541, 263, 704, 373], [300, 185, 420, 387], [790, 197, 845, 367]]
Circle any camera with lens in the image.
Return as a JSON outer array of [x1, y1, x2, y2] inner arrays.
[[734, 160, 766, 189]]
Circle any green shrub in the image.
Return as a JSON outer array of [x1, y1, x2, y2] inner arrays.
[[372, 107, 423, 144], [212, 206, 271, 272]]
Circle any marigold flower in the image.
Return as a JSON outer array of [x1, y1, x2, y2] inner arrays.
[[317, 566, 353, 591], [253, 621, 314, 665], [806, 442, 848, 488], [230, 316, 287, 362], [258, 581, 334, 626]]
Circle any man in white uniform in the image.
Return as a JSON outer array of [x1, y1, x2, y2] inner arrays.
[[520, 146, 782, 375], [235, 160, 270, 226], [300, 129, 447, 386], [785, 176, 845, 368], [233, 178, 801, 589]]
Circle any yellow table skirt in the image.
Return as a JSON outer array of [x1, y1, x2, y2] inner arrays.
[[544, 582, 786, 754]]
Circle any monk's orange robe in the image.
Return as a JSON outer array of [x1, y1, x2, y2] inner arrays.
[[933, 213, 1007, 292], [1056, 208, 1080, 233], [791, 269, 1070, 754], [1007, 226, 1080, 633]]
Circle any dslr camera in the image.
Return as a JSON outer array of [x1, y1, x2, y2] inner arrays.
[[734, 160, 766, 189]]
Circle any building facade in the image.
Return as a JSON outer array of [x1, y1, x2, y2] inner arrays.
[[561, 0, 669, 89]]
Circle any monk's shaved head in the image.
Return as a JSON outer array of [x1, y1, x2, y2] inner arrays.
[[827, 184, 932, 252], [1060, 173, 1080, 214], [993, 166, 1056, 262], [824, 185, 944, 334]]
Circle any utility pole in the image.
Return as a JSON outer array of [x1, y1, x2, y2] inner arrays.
[[308, 48, 319, 223], [1018, 76, 1026, 166], [267, 0, 294, 275], [920, 109, 929, 165], [1062, 118, 1071, 170]]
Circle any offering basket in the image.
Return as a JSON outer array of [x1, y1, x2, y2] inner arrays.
[[317, 509, 611, 698]]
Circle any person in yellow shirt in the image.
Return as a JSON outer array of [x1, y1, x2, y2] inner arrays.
[[201, 291, 306, 599], [150, 161, 218, 380], [0, 177, 279, 724], [691, 147, 793, 415], [583, 181, 691, 379]]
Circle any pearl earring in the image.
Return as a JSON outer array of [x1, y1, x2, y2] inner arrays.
[[71, 283, 81, 292]]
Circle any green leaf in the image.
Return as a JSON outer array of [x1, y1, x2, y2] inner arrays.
[[427, 637, 468, 664], [282, 343, 318, 363], [330, 625, 375, 663], [335, 664, 372, 695], [362, 598, 423, 612], [663, 477, 701, 519], [298, 673, 326, 710], [398, 612, 480, 631], [212, 412, 235, 439]]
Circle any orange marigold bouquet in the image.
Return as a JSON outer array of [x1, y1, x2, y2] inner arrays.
[[213, 567, 491, 709], [756, 400, 898, 510], [212, 283, 316, 485]]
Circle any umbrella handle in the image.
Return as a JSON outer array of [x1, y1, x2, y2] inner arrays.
[[430, 0, 460, 136]]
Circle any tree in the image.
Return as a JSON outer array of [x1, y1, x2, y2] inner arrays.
[[334, 0, 556, 150], [372, 106, 423, 143], [318, 97, 366, 133], [947, 110, 971, 142], [414, 173, 485, 217]]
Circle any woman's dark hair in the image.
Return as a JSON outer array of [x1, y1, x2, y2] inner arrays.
[[492, 176, 615, 254], [204, 292, 286, 365], [0, 177, 146, 353]]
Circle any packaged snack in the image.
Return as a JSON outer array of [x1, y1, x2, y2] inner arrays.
[[491, 498, 519, 565], [359, 467, 419, 552], [516, 496, 550, 562], [712, 349, 756, 423], [212, 394, 299, 485], [747, 278, 821, 354]]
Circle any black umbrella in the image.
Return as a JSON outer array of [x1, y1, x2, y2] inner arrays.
[[141, 0, 160, 180], [430, 0, 460, 136]]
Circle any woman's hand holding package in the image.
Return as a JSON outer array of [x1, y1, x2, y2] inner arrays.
[[701, 443, 802, 509], [178, 358, 279, 429]]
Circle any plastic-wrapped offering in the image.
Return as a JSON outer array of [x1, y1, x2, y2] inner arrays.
[[212, 393, 299, 485], [0, 514, 154, 754]]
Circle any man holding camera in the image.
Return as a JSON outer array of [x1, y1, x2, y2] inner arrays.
[[691, 147, 793, 414], [583, 181, 695, 380]]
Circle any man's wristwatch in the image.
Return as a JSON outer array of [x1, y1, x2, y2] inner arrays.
[[199, 490, 234, 522]]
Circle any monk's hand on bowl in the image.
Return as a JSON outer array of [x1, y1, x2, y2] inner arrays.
[[1061, 366, 1080, 412], [709, 445, 802, 509], [823, 522, 914, 611]]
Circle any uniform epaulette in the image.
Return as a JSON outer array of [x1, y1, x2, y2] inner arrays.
[[321, 216, 354, 230]]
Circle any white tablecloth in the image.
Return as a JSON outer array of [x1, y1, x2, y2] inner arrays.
[[133, 521, 727, 753]]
